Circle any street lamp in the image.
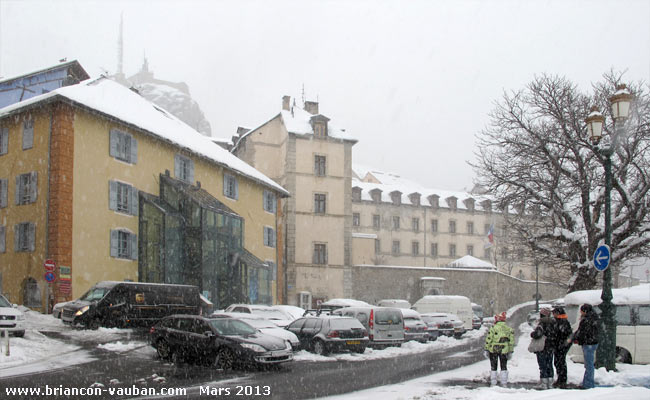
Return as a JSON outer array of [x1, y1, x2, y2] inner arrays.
[[585, 84, 633, 371]]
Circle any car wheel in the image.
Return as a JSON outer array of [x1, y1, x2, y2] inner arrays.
[[156, 339, 172, 360], [13, 331, 25, 338], [616, 347, 632, 364], [87, 318, 100, 330], [215, 347, 235, 370], [312, 339, 329, 356]]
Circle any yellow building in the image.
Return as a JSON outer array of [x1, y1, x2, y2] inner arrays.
[[0, 77, 288, 312]]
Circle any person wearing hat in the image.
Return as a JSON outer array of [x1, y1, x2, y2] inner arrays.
[[530, 307, 557, 389], [484, 312, 514, 387], [552, 306, 572, 388], [572, 303, 601, 389]]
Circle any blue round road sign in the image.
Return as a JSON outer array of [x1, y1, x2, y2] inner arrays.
[[44, 271, 56, 283], [593, 244, 611, 271]]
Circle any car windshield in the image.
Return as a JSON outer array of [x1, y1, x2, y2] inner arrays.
[[251, 309, 288, 320], [79, 287, 110, 301], [375, 310, 402, 325], [0, 295, 12, 308], [209, 318, 257, 336], [330, 318, 363, 330]]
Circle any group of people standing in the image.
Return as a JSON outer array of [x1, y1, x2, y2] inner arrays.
[[483, 304, 601, 390]]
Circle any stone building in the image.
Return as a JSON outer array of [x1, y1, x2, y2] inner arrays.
[[231, 96, 357, 306]]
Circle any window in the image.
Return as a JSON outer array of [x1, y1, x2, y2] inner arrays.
[[0, 178, 7, 208], [0, 127, 8, 155], [263, 226, 276, 248], [449, 244, 456, 257], [392, 216, 400, 230], [374, 239, 380, 254], [430, 243, 438, 257], [313, 243, 327, 264], [467, 221, 474, 235], [412, 241, 419, 256], [110, 229, 137, 260], [109, 181, 138, 215], [372, 214, 381, 230], [109, 129, 137, 163], [431, 219, 438, 233], [15, 172, 37, 205], [263, 190, 276, 213], [314, 155, 326, 176], [174, 154, 194, 183], [314, 193, 326, 214], [449, 220, 456, 233], [14, 222, 35, 252], [0, 226, 5, 253], [353, 213, 360, 227], [223, 173, 238, 199], [412, 218, 419, 232], [22, 119, 34, 150], [392, 240, 400, 255], [467, 245, 474, 256], [314, 123, 326, 137]]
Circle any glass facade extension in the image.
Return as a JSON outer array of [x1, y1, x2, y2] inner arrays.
[[138, 174, 272, 308]]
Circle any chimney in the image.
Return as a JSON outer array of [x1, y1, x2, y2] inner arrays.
[[304, 100, 319, 115], [282, 95, 291, 111]]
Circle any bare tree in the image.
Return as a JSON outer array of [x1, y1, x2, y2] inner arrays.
[[472, 73, 650, 292]]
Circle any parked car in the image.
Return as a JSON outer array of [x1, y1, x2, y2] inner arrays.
[[332, 306, 404, 348], [210, 312, 299, 350], [52, 301, 72, 319], [270, 305, 305, 320], [400, 309, 429, 343], [62, 281, 201, 329], [0, 294, 25, 337], [420, 313, 454, 337], [448, 313, 466, 338], [150, 314, 293, 369], [285, 315, 368, 355], [318, 298, 372, 311], [472, 314, 482, 330], [377, 299, 411, 309], [224, 304, 293, 327]]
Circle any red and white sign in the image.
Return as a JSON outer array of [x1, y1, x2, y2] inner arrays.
[[44, 259, 56, 271]]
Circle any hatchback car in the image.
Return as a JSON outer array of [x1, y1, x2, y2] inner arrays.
[[285, 315, 368, 355], [150, 315, 293, 369], [0, 294, 25, 337], [224, 304, 293, 327], [420, 313, 454, 337], [210, 312, 300, 350], [400, 309, 429, 343], [472, 314, 482, 330]]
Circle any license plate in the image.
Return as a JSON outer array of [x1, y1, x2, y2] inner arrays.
[[346, 340, 360, 345]]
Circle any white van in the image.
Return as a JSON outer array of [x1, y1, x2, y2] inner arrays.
[[333, 306, 404, 348], [411, 295, 473, 330], [564, 284, 650, 365]]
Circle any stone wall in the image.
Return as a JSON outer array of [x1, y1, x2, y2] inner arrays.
[[350, 264, 566, 316]]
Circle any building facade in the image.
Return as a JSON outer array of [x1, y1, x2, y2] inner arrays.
[[0, 76, 287, 311], [232, 97, 357, 306]]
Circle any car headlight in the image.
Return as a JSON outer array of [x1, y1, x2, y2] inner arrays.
[[74, 306, 89, 317], [240, 343, 267, 353]]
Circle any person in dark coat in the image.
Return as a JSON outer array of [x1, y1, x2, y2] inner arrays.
[[573, 303, 600, 389], [551, 306, 572, 388], [531, 307, 557, 389]]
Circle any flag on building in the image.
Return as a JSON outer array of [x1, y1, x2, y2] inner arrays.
[[484, 224, 495, 248]]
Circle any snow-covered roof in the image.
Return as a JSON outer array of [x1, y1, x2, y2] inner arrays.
[[280, 106, 355, 141], [0, 77, 288, 196], [563, 284, 650, 306], [448, 255, 496, 270], [321, 298, 372, 307], [0, 59, 89, 85]]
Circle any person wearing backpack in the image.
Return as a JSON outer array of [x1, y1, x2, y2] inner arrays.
[[531, 307, 557, 389], [484, 312, 514, 387]]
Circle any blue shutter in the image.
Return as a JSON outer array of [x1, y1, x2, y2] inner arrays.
[[234, 177, 239, 199], [28, 222, 35, 251], [109, 129, 118, 158], [188, 159, 194, 183], [130, 233, 138, 260], [263, 227, 269, 247], [130, 187, 139, 216], [0, 226, 5, 253], [129, 137, 138, 164], [110, 230, 119, 257], [108, 181, 118, 211], [0, 179, 7, 208], [174, 154, 181, 179], [30, 171, 37, 203], [14, 224, 20, 251], [271, 229, 276, 248], [23, 121, 33, 149], [15, 176, 20, 205], [0, 127, 7, 155], [223, 174, 228, 197]]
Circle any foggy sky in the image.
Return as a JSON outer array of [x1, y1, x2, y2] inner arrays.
[[1, 0, 649, 191]]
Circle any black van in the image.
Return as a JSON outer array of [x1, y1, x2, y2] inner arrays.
[[61, 281, 200, 329]]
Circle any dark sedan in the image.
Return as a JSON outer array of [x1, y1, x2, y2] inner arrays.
[[150, 315, 293, 369], [285, 315, 368, 355]]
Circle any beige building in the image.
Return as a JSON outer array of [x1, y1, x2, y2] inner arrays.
[[232, 97, 357, 306]]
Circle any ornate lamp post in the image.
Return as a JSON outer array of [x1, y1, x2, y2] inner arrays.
[[585, 84, 633, 371]]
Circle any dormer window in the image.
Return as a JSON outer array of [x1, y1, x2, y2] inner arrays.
[[352, 187, 362, 202], [463, 198, 475, 211], [408, 193, 421, 206], [446, 196, 458, 210], [370, 189, 382, 203], [428, 195, 440, 208], [390, 191, 402, 206], [310, 115, 330, 138], [314, 123, 326, 137]]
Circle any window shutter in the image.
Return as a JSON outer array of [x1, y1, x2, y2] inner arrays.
[[130, 137, 138, 164], [130, 233, 138, 260], [263, 227, 269, 246], [30, 171, 37, 203], [14, 224, 20, 251], [23, 121, 33, 149], [324, 246, 328, 264], [234, 177, 238, 199], [312, 246, 317, 264], [110, 230, 119, 257], [188, 159, 194, 183], [263, 191, 267, 211], [0, 226, 5, 253], [223, 175, 228, 196], [0, 128, 7, 155], [108, 181, 118, 211], [272, 229, 276, 248], [130, 187, 139, 216], [174, 155, 181, 178], [109, 129, 118, 158], [15, 176, 21, 205], [0, 179, 7, 208], [28, 222, 35, 251]]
